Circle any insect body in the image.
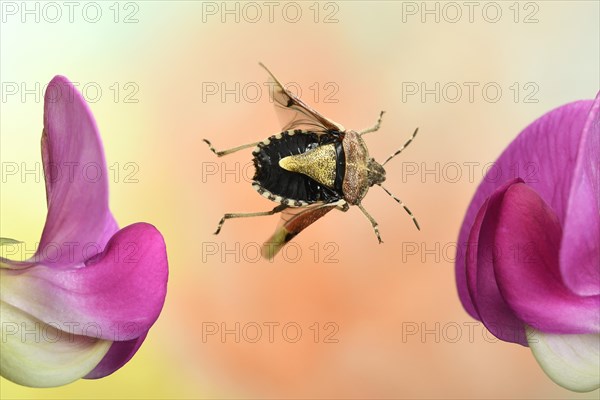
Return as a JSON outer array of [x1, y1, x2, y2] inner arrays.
[[204, 63, 420, 259], [252, 129, 345, 204]]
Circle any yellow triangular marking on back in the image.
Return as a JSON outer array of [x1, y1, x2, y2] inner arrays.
[[279, 143, 337, 187]]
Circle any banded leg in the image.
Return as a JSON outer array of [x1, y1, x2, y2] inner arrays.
[[359, 111, 385, 136], [203, 139, 260, 157], [214, 204, 287, 234], [382, 127, 418, 166], [336, 201, 350, 212], [379, 185, 420, 230], [357, 203, 383, 244]]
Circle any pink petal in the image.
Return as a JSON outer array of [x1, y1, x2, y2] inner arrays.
[[39, 76, 118, 266], [495, 183, 600, 334], [465, 180, 527, 345], [456, 208, 480, 319], [560, 93, 600, 296], [464, 197, 488, 313], [84, 333, 147, 379], [0, 223, 169, 341], [456, 98, 595, 316]]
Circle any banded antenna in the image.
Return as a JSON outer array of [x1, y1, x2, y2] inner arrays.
[[378, 126, 420, 230], [378, 184, 420, 231], [382, 127, 419, 166]]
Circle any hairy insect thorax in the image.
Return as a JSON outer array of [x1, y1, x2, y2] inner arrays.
[[341, 131, 385, 205]]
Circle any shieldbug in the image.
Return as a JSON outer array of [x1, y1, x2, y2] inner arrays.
[[204, 63, 420, 259]]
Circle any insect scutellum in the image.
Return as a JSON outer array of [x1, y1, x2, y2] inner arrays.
[[203, 64, 420, 258]]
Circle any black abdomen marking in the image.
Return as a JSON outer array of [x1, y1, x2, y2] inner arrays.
[[253, 130, 345, 204]]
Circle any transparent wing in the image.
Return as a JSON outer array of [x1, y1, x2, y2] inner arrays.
[[260, 63, 345, 134], [261, 202, 336, 259]]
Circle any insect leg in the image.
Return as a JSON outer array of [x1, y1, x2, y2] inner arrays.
[[214, 204, 288, 234], [203, 139, 260, 157], [335, 201, 349, 212], [382, 127, 419, 166], [378, 185, 421, 230], [358, 111, 385, 136], [357, 203, 383, 244]]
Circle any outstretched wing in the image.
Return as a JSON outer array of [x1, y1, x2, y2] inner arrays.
[[260, 63, 345, 134], [261, 202, 337, 260]]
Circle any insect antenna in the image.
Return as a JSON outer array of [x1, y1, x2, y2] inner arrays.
[[378, 184, 420, 231], [382, 127, 419, 166]]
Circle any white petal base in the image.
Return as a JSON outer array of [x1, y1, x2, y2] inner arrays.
[[1, 301, 112, 387], [527, 326, 600, 392]]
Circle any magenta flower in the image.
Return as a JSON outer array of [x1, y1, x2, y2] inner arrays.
[[456, 93, 599, 391], [0, 76, 169, 387]]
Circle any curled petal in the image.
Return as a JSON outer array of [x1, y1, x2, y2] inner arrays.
[[494, 183, 600, 334], [457, 212, 481, 319], [560, 93, 600, 296], [0, 301, 112, 388], [464, 197, 488, 313], [39, 76, 118, 267], [456, 98, 595, 315], [0, 223, 168, 341], [84, 333, 147, 379], [0, 75, 170, 386], [465, 179, 527, 345], [527, 326, 600, 392]]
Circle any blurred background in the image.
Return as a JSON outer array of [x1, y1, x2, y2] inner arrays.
[[1, 1, 598, 398]]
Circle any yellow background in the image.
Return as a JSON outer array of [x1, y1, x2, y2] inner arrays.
[[1, 1, 598, 398]]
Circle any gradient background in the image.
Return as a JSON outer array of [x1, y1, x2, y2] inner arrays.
[[1, 1, 598, 398]]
